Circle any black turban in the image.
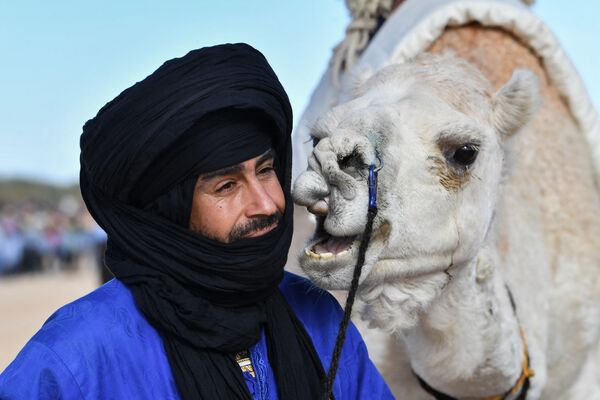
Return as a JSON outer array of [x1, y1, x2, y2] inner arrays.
[[80, 43, 327, 399]]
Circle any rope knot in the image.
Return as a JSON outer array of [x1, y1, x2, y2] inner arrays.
[[345, 17, 377, 33]]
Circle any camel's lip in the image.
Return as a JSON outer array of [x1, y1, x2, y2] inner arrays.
[[303, 218, 361, 261]]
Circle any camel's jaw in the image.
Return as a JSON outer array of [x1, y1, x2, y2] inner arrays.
[[299, 217, 386, 290]]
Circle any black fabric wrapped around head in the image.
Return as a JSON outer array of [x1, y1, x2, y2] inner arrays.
[[79, 43, 327, 400]]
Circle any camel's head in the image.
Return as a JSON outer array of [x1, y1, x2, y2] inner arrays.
[[293, 53, 538, 290]]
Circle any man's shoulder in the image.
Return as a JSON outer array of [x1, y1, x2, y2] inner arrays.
[[279, 272, 395, 399], [30, 279, 156, 353], [2, 280, 177, 399], [280, 271, 340, 311], [279, 271, 345, 340]]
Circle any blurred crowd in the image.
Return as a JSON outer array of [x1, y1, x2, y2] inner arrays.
[[0, 195, 107, 277]]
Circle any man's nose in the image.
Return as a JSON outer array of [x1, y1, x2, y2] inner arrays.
[[245, 180, 278, 216]]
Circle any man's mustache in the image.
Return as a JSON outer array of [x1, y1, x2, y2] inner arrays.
[[229, 210, 283, 242]]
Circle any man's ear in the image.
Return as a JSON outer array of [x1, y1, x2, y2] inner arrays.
[[492, 69, 540, 140]]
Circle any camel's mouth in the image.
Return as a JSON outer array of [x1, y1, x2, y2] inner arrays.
[[305, 234, 359, 260], [300, 216, 389, 290], [303, 216, 361, 261]]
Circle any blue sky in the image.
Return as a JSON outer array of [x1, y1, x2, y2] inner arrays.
[[0, 1, 598, 185]]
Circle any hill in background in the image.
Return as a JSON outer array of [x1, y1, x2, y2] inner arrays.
[[0, 179, 81, 208]]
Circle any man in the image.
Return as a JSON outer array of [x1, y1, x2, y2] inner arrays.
[[0, 44, 393, 399]]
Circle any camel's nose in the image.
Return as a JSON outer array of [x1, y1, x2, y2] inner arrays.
[[292, 170, 330, 216], [308, 196, 329, 216]]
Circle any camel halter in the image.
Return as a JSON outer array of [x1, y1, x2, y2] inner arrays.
[[322, 160, 382, 400]]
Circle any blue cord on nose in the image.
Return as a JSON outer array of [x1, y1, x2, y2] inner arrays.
[[368, 157, 382, 210], [369, 164, 377, 210], [369, 164, 377, 209]]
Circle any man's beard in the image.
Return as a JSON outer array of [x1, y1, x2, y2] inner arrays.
[[228, 210, 283, 242]]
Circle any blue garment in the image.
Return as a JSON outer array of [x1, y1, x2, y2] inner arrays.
[[0, 272, 393, 399]]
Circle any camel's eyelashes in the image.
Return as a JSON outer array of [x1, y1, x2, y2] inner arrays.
[[452, 145, 479, 167]]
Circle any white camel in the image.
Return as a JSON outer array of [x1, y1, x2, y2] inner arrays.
[[288, 0, 600, 398], [292, 51, 600, 399]]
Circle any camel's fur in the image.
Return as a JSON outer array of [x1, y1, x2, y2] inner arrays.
[[430, 28, 600, 399], [293, 24, 600, 399]]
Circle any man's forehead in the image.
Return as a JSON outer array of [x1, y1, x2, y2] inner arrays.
[[199, 148, 275, 181]]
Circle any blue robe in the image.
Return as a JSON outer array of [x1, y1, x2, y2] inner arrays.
[[0, 272, 393, 399]]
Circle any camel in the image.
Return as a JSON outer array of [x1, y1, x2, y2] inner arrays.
[[289, 0, 600, 398]]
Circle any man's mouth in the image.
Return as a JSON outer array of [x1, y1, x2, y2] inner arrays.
[[229, 211, 283, 242], [244, 223, 278, 238]]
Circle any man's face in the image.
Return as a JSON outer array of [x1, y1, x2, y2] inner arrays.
[[189, 149, 285, 243]]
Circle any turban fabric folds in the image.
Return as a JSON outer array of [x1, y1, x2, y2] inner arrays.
[[80, 44, 327, 399]]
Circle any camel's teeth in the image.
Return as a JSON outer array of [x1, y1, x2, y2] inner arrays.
[[305, 248, 321, 259], [337, 249, 350, 257], [319, 252, 334, 260]]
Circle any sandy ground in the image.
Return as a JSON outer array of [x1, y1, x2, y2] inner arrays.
[[0, 264, 100, 371]]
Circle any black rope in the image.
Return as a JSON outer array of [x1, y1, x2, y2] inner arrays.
[[322, 206, 378, 400], [414, 372, 458, 400]]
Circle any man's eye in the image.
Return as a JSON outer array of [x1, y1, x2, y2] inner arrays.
[[258, 166, 275, 175], [216, 182, 235, 193]]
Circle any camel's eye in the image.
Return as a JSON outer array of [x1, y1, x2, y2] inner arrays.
[[311, 135, 320, 147], [452, 145, 478, 167]]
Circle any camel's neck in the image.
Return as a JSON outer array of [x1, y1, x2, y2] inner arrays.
[[361, 249, 524, 398]]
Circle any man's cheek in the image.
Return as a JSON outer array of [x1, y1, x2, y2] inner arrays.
[[271, 182, 286, 212]]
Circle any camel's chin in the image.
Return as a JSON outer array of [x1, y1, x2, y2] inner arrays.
[[300, 257, 356, 290]]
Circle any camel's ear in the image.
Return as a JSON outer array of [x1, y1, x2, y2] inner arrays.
[[492, 69, 540, 139]]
